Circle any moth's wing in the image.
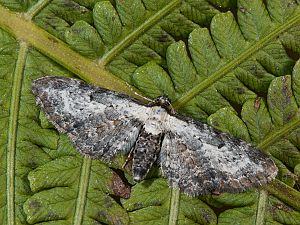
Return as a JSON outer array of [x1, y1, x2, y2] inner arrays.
[[32, 76, 151, 161], [160, 115, 278, 196]]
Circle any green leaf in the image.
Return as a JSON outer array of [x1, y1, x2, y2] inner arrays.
[[237, 0, 273, 40], [34, 0, 93, 40], [122, 179, 217, 225], [116, 0, 146, 28], [65, 20, 105, 58], [93, 1, 122, 45], [159, 10, 200, 38], [267, 196, 300, 225], [272, 157, 297, 187], [292, 59, 300, 105], [211, 12, 249, 59], [24, 156, 129, 224], [280, 23, 300, 53], [208, 190, 300, 225], [188, 28, 223, 79], [241, 98, 274, 144], [215, 73, 257, 105], [143, 0, 169, 11], [180, 0, 220, 25], [268, 140, 300, 169], [194, 86, 231, 116], [1, 0, 300, 224], [132, 61, 176, 100], [208, 107, 251, 141], [167, 41, 198, 93], [268, 75, 299, 126]]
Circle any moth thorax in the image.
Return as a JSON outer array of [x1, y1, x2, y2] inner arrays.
[[143, 107, 166, 135]]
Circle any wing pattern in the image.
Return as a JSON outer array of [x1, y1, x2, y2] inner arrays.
[[161, 116, 277, 196], [32, 76, 149, 161], [32, 76, 277, 196]]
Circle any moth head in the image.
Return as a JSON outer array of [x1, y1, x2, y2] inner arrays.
[[153, 96, 175, 114]]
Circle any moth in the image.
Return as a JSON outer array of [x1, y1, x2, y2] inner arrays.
[[32, 76, 277, 196]]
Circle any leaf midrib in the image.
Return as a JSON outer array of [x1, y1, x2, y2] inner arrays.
[[73, 158, 92, 225], [255, 190, 268, 225], [0, 5, 133, 96], [258, 117, 300, 150], [100, 0, 181, 65], [7, 41, 28, 225]]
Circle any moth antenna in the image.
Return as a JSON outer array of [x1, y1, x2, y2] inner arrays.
[[125, 82, 155, 104]]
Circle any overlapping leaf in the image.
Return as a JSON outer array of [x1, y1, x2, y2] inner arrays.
[[122, 178, 217, 225], [0, 0, 300, 225]]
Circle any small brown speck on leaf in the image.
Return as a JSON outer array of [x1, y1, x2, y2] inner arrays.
[[111, 172, 131, 199], [254, 98, 261, 110]]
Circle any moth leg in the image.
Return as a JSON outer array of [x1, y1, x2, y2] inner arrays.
[[122, 147, 135, 169]]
